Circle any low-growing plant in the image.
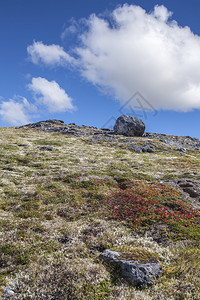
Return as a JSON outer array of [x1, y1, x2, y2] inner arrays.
[[105, 181, 200, 240]]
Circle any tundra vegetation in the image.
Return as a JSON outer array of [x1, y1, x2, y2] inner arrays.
[[0, 125, 200, 299]]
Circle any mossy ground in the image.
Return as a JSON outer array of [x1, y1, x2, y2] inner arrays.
[[0, 127, 200, 299]]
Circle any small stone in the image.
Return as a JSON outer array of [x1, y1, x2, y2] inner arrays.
[[41, 146, 56, 151], [142, 145, 154, 153], [128, 144, 142, 153], [2, 287, 15, 298], [147, 148, 154, 153], [178, 147, 186, 152], [96, 232, 103, 238]]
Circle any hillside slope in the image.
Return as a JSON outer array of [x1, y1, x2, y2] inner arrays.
[[0, 120, 200, 299]]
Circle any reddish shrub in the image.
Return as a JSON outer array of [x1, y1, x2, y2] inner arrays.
[[105, 181, 200, 227]]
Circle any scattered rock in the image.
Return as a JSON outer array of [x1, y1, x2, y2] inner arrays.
[[100, 249, 162, 286], [41, 146, 56, 151], [2, 287, 15, 299], [178, 147, 186, 152], [114, 115, 145, 137], [101, 128, 112, 132], [127, 144, 142, 153], [142, 145, 154, 153], [58, 235, 71, 244], [18, 119, 200, 153], [22, 119, 65, 129], [2, 281, 16, 299], [147, 148, 154, 153]]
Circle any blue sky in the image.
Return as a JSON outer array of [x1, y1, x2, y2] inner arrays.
[[1, 0, 200, 138]]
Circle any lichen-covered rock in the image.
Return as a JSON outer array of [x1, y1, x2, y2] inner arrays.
[[100, 249, 162, 286], [114, 115, 145, 137]]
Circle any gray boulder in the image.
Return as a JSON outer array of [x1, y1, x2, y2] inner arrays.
[[100, 249, 162, 286], [114, 115, 145, 137]]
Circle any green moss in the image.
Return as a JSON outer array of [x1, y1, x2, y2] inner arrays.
[[14, 210, 42, 219], [0, 243, 30, 266], [111, 246, 160, 263], [169, 221, 200, 242], [80, 280, 114, 299]]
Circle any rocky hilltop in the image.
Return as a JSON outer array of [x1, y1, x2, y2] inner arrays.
[[0, 118, 200, 299], [20, 118, 200, 152]]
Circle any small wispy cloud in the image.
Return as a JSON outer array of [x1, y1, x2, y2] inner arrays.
[[27, 41, 75, 67], [28, 77, 75, 113], [0, 78, 75, 125], [61, 22, 78, 40], [0, 96, 35, 126]]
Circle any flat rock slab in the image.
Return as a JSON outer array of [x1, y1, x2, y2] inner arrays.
[[100, 250, 162, 286]]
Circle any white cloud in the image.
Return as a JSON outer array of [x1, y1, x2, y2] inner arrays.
[[61, 24, 77, 40], [27, 5, 200, 112], [27, 41, 75, 67], [28, 77, 75, 113], [0, 96, 32, 126], [0, 79, 74, 125], [73, 4, 200, 112], [153, 5, 173, 22]]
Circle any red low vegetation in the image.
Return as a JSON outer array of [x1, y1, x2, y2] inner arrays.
[[105, 181, 200, 227]]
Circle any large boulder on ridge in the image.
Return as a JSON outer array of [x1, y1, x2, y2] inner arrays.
[[114, 115, 145, 137]]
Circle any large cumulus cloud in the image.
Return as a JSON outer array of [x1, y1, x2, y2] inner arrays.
[[28, 4, 200, 112]]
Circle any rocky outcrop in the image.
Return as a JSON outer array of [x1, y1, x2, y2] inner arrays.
[[19, 120, 116, 137], [18, 119, 200, 154], [165, 179, 200, 211], [177, 179, 200, 199], [100, 250, 162, 286], [114, 115, 145, 137], [22, 119, 65, 129]]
